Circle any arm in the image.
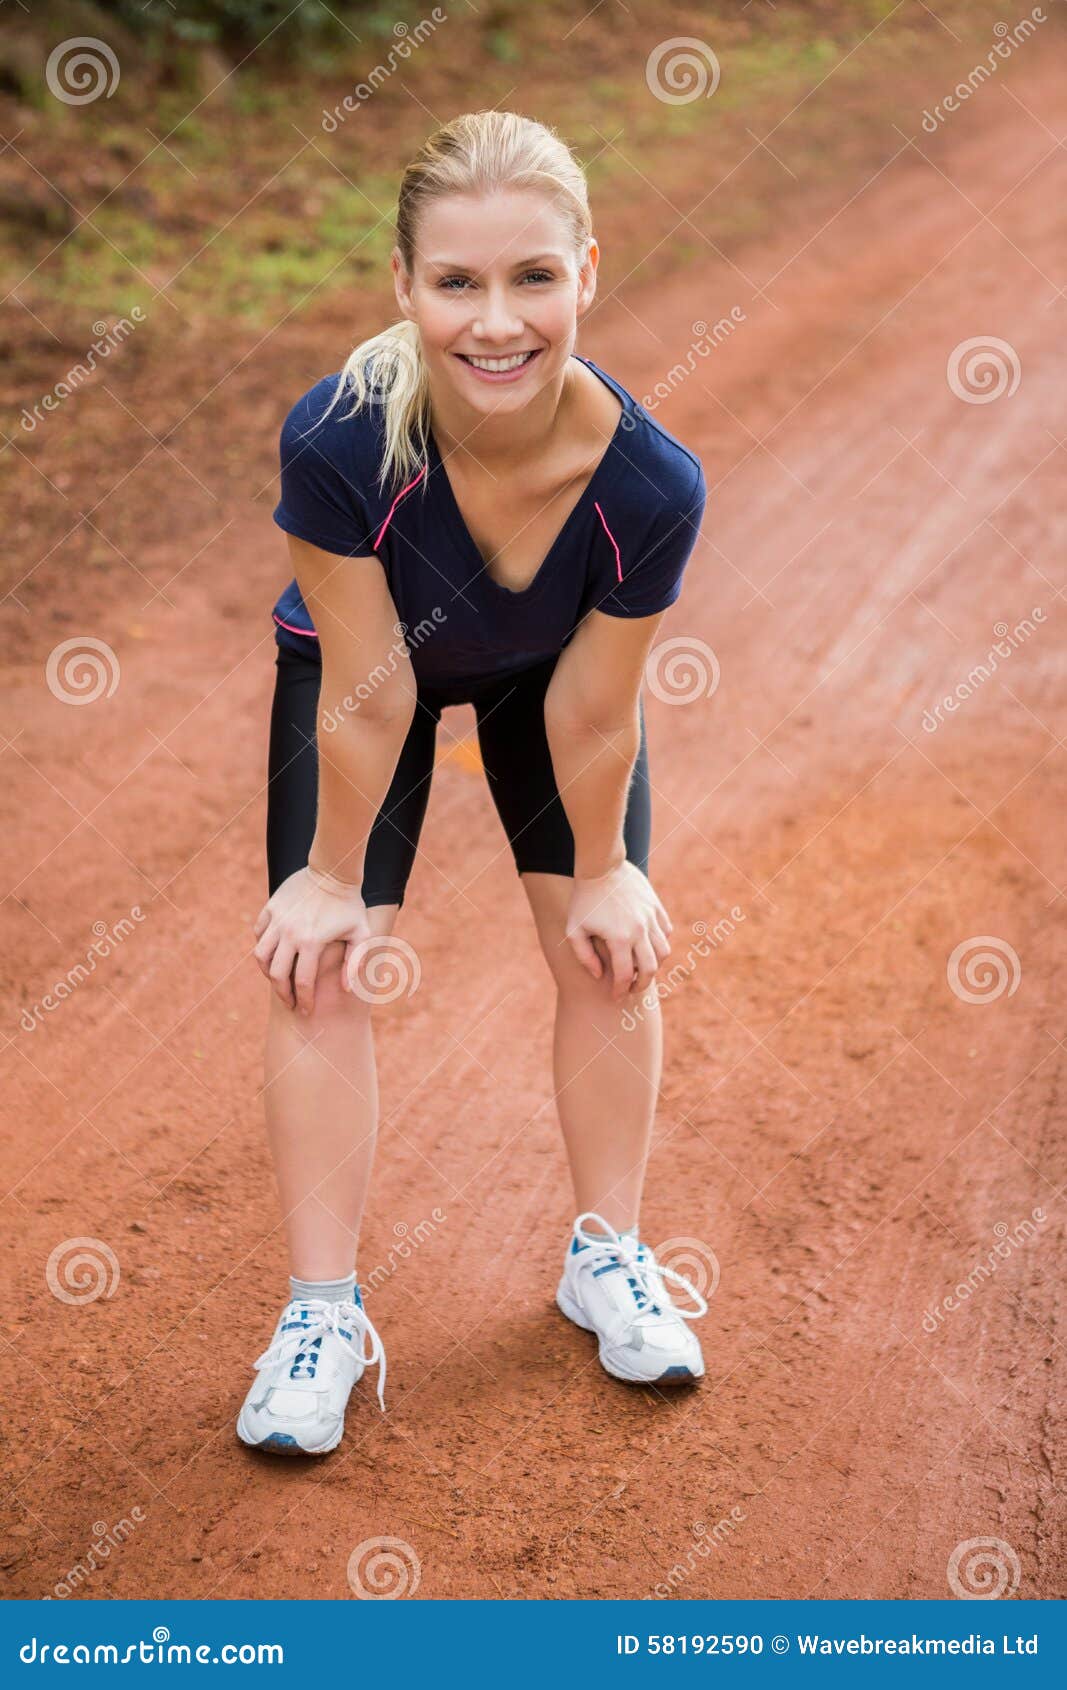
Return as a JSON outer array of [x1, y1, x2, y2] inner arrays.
[[543, 607, 674, 998], [254, 534, 415, 1014], [288, 533, 416, 888], [545, 456, 708, 867], [543, 606, 665, 876]]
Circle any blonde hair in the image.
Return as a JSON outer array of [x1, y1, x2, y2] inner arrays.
[[320, 110, 593, 494]]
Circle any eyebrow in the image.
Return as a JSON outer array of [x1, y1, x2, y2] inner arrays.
[[424, 252, 565, 271]]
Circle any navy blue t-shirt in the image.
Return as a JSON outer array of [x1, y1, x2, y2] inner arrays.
[[270, 354, 707, 703]]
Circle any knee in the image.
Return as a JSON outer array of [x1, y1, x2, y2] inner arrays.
[[539, 929, 633, 1006], [319, 941, 373, 1014], [308, 925, 414, 1019], [272, 940, 376, 1024]]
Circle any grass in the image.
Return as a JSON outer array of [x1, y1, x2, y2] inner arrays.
[[6, 0, 1020, 337]]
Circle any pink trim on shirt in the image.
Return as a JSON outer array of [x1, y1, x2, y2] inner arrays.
[[273, 612, 319, 638], [593, 500, 623, 583], [375, 465, 427, 549]]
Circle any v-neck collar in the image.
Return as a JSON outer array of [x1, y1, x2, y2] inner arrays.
[[425, 355, 631, 603]]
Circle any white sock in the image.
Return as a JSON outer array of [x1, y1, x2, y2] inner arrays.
[[288, 1271, 359, 1306], [573, 1220, 639, 1252]]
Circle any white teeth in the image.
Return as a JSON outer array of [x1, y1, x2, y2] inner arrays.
[[462, 352, 535, 372]]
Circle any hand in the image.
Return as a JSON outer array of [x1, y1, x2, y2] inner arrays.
[[565, 859, 673, 1001], [252, 865, 371, 1016]]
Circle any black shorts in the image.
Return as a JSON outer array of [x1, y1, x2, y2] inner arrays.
[[266, 643, 652, 908]]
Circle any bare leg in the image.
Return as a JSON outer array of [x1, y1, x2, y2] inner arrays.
[[262, 902, 400, 1280], [520, 871, 661, 1231]]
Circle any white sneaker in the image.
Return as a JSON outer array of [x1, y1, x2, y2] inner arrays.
[[556, 1211, 707, 1385], [236, 1294, 386, 1455]]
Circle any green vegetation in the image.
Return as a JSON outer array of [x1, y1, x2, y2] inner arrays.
[[110, 1, 418, 51], [5, 0, 1019, 333]]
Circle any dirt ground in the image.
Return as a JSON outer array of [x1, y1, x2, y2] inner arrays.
[[2, 58, 1065, 1601]]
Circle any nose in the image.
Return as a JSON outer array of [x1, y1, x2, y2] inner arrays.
[[471, 284, 525, 345]]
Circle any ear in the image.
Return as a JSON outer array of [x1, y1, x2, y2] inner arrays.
[[392, 247, 416, 320], [576, 235, 599, 317]]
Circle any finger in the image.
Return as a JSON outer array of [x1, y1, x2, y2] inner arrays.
[[608, 940, 635, 1001], [343, 935, 372, 996], [253, 925, 278, 980], [268, 938, 298, 1011], [568, 928, 603, 981], [291, 948, 322, 1018], [632, 935, 659, 995], [649, 917, 671, 960], [253, 902, 272, 939]]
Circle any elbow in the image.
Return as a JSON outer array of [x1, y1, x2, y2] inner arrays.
[[353, 696, 415, 736], [320, 655, 417, 731], [544, 698, 640, 743], [355, 688, 416, 731]]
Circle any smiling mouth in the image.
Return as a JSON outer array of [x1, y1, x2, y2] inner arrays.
[[455, 350, 541, 373]]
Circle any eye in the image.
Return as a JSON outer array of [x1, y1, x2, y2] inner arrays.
[[435, 269, 555, 291]]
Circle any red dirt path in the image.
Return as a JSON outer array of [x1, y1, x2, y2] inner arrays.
[[2, 66, 1064, 1600]]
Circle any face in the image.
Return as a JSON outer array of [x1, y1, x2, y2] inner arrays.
[[392, 187, 598, 416]]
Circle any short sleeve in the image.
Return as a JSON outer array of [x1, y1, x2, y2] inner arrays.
[[272, 388, 378, 558], [597, 459, 707, 618]]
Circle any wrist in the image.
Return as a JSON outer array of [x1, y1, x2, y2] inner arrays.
[[573, 845, 627, 881], [307, 859, 364, 898]]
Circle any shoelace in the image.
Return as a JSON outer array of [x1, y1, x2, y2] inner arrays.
[[573, 1211, 708, 1322], [253, 1297, 387, 1412]]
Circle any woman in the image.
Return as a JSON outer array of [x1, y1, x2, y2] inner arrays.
[[239, 111, 710, 1456]]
